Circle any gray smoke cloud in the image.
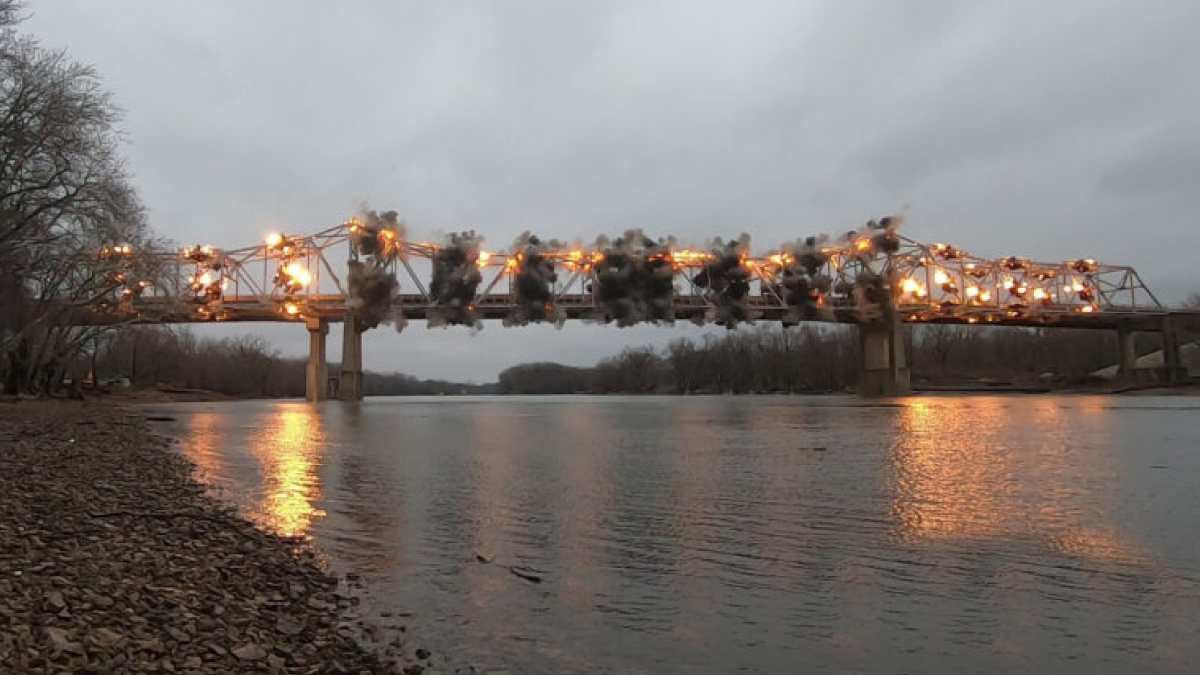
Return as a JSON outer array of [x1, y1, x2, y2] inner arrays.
[[781, 215, 904, 323], [427, 230, 484, 329], [503, 232, 565, 327], [347, 259, 401, 332], [347, 208, 405, 332], [350, 208, 407, 261], [589, 229, 676, 327], [693, 233, 756, 328]]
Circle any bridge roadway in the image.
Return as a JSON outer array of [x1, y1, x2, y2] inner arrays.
[[105, 293, 1199, 332]]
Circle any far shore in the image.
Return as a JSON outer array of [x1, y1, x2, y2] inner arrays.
[[11, 379, 1196, 407]]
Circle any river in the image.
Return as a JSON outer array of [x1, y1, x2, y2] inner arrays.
[[143, 395, 1200, 674]]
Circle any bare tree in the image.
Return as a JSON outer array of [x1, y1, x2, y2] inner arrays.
[[0, 2, 154, 394]]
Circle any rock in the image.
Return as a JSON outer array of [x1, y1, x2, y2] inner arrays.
[[44, 626, 84, 654], [232, 643, 268, 661], [46, 590, 66, 610], [88, 627, 124, 649], [137, 638, 167, 654], [416, 648, 431, 660], [276, 615, 305, 636]]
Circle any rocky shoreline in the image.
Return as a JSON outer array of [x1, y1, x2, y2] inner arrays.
[[0, 401, 426, 674]]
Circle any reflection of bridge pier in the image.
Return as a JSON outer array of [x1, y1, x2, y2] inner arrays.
[[339, 315, 364, 402], [305, 318, 328, 402]]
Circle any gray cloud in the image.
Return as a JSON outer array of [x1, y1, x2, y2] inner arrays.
[[25, 0, 1200, 380]]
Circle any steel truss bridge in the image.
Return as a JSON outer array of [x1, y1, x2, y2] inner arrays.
[[89, 218, 1199, 399]]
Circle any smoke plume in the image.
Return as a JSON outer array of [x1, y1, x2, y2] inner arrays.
[[693, 234, 756, 328], [428, 230, 484, 329], [590, 229, 676, 327], [347, 260, 401, 331], [504, 232, 566, 327]]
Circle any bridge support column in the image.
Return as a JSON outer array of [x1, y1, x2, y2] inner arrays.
[[1161, 315, 1188, 384], [305, 319, 328, 403], [1116, 323, 1139, 383], [858, 318, 911, 397], [339, 317, 364, 401]]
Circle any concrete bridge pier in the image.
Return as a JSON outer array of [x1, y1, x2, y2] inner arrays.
[[1116, 322, 1140, 383], [858, 317, 911, 397], [339, 316, 364, 401], [1161, 315, 1188, 384], [1115, 316, 1189, 385], [305, 318, 328, 402]]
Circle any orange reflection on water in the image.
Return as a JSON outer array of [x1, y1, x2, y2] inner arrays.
[[890, 398, 1146, 565], [251, 405, 327, 538], [182, 412, 225, 483]]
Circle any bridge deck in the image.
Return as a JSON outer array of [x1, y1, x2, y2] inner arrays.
[[87, 293, 1200, 332]]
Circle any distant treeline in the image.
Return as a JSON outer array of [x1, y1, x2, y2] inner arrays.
[[57, 320, 1185, 399], [499, 324, 1149, 395], [88, 327, 496, 398]]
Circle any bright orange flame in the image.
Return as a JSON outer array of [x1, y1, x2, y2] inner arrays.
[[265, 232, 283, 248], [933, 269, 949, 285], [283, 263, 311, 287], [284, 302, 300, 316], [477, 250, 491, 268], [901, 278, 920, 295]]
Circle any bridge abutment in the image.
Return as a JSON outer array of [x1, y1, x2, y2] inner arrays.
[[305, 319, 328, 402], [858, 318, 911, 397], [339, 317, 364, 401]]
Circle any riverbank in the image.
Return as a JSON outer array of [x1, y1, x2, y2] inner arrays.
[[0, 401, 425, 674]]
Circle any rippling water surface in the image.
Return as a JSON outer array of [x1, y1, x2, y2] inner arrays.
[[146, 395, 1200, 674]]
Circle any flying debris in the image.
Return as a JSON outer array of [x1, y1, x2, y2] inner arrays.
[[590, 230, 676, 326], [693, 234, 756, 328], [504, 233, 565, 327], [349, 210, 406, 261], [343, 209, 405, 331], [348, 260, 400, 331], [93, 210, 1143, 329], [428, 231, 484, 328]]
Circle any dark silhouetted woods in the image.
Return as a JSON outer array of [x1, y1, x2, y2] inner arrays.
[[500, 324, 1141, 394], [86, 326, 494, 398]]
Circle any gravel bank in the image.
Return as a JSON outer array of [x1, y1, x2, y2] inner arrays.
[[0, 401, 421, 675]]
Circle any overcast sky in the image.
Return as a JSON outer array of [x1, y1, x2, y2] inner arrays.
[[25, 0, 1200, 381]]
